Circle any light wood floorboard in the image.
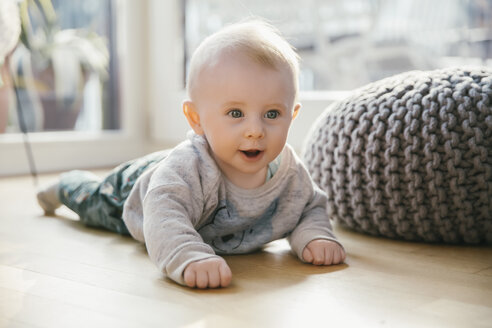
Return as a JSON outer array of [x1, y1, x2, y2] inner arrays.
[[1, 172, 491, 328]]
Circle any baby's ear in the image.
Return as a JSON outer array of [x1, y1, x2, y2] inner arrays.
[[292, 103, 301, 120], [183, 101, 204, 135]]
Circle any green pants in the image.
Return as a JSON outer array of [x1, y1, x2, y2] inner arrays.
[[58, 151, 169, 234]]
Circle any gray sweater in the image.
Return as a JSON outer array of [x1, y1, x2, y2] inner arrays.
[[122, 132, 341, 285]]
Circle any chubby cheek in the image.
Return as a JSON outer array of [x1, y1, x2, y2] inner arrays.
[[203, 120, 228, 142], [269, 127, 289, 148], [206, 130, 237, 159]]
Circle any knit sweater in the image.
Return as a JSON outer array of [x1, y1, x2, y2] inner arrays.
[[122, 132, 341, 285]]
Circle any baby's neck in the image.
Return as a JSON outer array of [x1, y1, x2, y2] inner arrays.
[[223, 167, 268, 189]]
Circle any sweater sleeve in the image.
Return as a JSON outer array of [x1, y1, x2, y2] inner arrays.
[[142, 183, 220, 285], [288, 178, 344, 262]]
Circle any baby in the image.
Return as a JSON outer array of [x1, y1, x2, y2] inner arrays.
[[37, 20, 346, 289]]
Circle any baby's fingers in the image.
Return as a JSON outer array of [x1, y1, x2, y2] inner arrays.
[[195, 270, 209, 289], [333, 248, 347, 264], [183, 268, 197, 288], [302, 247, 314, 263], [323, 248, 334, 265], [218, 262, 232, 287], [312, 247, 327, 265], [183, 258, 232, 289], [307, 247, 326, 265]]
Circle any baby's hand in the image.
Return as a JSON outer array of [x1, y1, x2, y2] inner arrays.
[[183, 257, 232, 289], [302, 239, 346, 265]]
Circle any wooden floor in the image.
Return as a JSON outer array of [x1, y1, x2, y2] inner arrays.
[[1, 171, 491, 328]]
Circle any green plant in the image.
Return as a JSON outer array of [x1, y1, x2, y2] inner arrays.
[[13, 0, 110, 131], [19, 0, 108, 80]]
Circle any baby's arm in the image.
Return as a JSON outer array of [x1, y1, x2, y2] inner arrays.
[[286, 163, 346, 266], [302, 239, 346, 265], [183, 257, 232, 288]]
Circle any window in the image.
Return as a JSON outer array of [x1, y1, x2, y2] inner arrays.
[[184, 0, 492, 91], [2, 0, 119, 133], [0, 1, 149, 176], [165, 0, 492, 153], [2, 0, 491, 176]]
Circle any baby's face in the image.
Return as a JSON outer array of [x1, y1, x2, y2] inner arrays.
[[185, 51, 300, 188]]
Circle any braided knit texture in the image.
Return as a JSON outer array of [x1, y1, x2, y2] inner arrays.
[[302, 67, 492, 244]]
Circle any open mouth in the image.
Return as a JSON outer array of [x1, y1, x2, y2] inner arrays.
[[241, 149, 262, 158]]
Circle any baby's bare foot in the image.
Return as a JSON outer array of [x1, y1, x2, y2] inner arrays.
[[37, 181, 61, 215]]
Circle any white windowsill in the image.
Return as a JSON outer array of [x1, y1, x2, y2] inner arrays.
[[0, 131, 147, 176]]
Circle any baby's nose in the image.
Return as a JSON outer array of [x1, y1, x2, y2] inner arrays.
[[244, 121, 265, 139]]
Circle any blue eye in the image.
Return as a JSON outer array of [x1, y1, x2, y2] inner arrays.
[[228, 109, 243, 118], [265, 110, 279, 119]]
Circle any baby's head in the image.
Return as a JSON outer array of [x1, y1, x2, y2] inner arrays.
[[183, 20, 301, 189], [186, 19, 300, 101]]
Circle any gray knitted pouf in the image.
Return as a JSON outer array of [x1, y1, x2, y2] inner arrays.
[[302, 67, 492, 244]]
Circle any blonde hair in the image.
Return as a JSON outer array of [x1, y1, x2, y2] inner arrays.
[[186, 19, 300, 100]]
